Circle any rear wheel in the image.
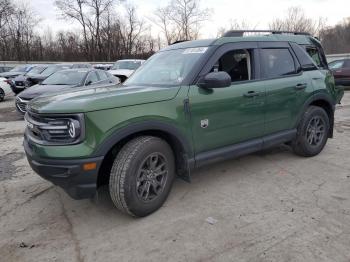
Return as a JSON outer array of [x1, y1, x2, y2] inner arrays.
[[292, 106, 330, 157], [109, 136, 175, 217]]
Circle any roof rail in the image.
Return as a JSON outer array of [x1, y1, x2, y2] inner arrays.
[[222, 30, 311, 37]]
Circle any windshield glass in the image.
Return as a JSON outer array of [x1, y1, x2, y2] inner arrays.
[[41, 65, 71, 77], [329, 60, 344, 69], [42, 71, 87, 85], [27, 66, 47, 75], [10, 65, 28, 72], [111, 61, 142, 70], [125, 47, 208, 86]]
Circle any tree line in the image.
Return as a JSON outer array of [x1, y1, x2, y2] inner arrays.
[[0, 0, 349, 62]]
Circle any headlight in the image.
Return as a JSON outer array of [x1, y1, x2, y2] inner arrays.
[[24, 111, 85, 145], [67, 119, 81, 139]]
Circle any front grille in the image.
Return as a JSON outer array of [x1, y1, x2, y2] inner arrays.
[[16, 97, 30, 113]]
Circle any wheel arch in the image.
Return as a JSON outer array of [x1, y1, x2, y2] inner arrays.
[[301, 92, 335, 138], [95, 121, 193, 188]]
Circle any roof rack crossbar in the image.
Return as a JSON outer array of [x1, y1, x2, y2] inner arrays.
[[222, 30, 310, 37]]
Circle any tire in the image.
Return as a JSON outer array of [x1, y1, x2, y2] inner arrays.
[[0, 88, 4, 102], [109, 136, 175, 217], [292, 106, 330, 157]]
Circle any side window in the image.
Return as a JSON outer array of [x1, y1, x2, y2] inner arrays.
[[305, 47, 327, 69], [290, 43, 316, 70], [306, 48, 321, 67], [211, 49, 252, 82], [85, 72, 99, 85], [260, 48, 296, 79], [104, 71, 111, 78], [97, 71, 108, 81]]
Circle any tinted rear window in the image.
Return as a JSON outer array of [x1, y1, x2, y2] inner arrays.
[[290, 43, 316, 70], [260, 49, 296, 79]]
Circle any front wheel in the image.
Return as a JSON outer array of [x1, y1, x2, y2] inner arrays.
[[0, 88, 4, 102], [109, 136, 175, 217], [292, 106, 330, 157]]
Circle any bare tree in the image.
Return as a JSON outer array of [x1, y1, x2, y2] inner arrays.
[[153, 0, 211, 45], [86, 0, 114, 57], [269, 6, 326, 37], [320, 17, 350, 54], [0, 0, 14, 32], [55, 0, 93, 58], [171, 0, 211, 40], [152, 6, 179, 45]]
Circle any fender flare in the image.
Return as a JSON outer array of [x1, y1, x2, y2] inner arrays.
[[91, 120, 193, 159], [297, 92, 335, 137]]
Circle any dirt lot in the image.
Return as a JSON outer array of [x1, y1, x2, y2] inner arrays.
[[1, 92, 350, 262]]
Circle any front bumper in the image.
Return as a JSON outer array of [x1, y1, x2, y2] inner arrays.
[[10, 83, 26, 94], [24, 136, 104, 199]]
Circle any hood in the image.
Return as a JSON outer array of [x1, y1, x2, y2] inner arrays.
[[18, 84, 74, 100], [108, 69, 134, 77], [13, 74, 28, 82], [27, 74, 47, 81], [0, 71, 23, 79], [28, 85, 181, 114]]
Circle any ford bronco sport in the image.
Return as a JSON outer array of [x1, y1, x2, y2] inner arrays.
[[24, 30, 344, 217]]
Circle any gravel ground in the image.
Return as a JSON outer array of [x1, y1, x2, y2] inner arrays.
[[1, 92, 350, 262]]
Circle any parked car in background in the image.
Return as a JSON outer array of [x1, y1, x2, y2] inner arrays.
[[109, 59, 145, 82], [26, 64, 74, 86], [25, 63, 91, 85], [93, 64, 113, 70], [0, 66, 13, 73], [10, 65, 51, 94], [329, 59, 350, 87], [0, 77, 13, 102], [71, 63, 92, 69], [0, 65, 34, 79], [16, 69, 119, 114]]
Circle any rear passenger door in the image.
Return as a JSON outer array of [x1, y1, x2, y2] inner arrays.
[[258, 42, 312, 135]]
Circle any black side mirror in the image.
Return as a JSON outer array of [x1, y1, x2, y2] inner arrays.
[[197, 71, 231, 89], [85, 80, 92, 86]]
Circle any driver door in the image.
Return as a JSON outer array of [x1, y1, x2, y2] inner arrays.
[[188, 42, 266, 155]]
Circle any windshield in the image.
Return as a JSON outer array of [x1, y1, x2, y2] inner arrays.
[[329, 60, 344, 69], [10, 65, 28, 72], [125, 47, 208, 86], [42, 71, 87, 85], [111, 61, 142, 70], [41, 65, 71, 77], [27, 66, 47, 75]]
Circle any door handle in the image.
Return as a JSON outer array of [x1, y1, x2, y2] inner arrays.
[[295, 83, 307, 90], [243, 91, 261, 98]]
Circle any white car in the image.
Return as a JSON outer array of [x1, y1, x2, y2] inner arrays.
[[0, 77, 13, 102], [108, 59, 145, 82]]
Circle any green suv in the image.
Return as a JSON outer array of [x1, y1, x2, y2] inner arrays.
[[24, 30, 344, 217]]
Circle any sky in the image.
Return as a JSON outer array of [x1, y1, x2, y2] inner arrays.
[[21, 0, 350, 38]]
